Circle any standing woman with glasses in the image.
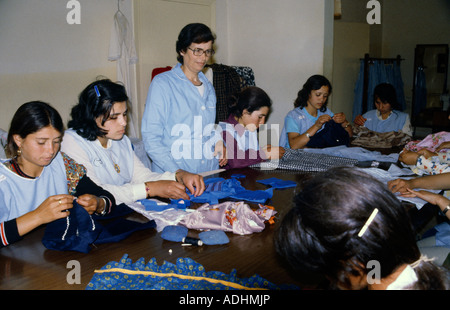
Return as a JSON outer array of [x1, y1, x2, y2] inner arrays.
[[141, 23, 227, 174]]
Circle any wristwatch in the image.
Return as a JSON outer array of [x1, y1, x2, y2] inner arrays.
[[443, 205, 450, 215]]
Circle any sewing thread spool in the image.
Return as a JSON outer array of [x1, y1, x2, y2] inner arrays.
[[182, 237, 203, 246]]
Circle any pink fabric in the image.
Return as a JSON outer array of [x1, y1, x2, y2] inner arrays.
[[179, 201, 276, 235], [404, 131, 450, 152]]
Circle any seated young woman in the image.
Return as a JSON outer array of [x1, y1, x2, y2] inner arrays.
[[60, 79, 205, 206], [0, 101, 116, 247], [219, 86, 285, 169], [354, 83, 412, 136], [275, 167, 449, 290], [279, 75, 352, 149], [398, 131, 450, 175]]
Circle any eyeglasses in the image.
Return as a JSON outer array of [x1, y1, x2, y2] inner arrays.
[[188, 47, 215, 57]]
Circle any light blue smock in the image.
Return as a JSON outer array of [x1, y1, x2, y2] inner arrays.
[[141, 63, 221, 174], [0, 152, 68, 222], [362, 109, 409, 133], [279, 107, 334, 149]]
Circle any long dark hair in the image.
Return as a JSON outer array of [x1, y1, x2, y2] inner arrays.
[[176, 23, 215, 64], [228, 86, 272, 118], [68, 79, 129, 141], [275, 167, 449, 290], [293, 75, 332, 111], [6, 101, 64, 158]]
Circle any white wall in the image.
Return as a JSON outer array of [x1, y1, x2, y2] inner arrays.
[[0, 0, 132, 129], [0, 0, 327, 142]]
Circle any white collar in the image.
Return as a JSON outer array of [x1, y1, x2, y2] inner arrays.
[[386, 265, 418, 290]]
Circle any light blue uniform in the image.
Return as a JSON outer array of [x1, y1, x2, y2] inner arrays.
[[0, 153, 68, 222], [141, 63, 221, 174], [362, 109, 409, 133], [279, 107, 334, 149]]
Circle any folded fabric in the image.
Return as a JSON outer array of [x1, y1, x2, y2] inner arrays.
[[251, 148, 358, 172], [180, 201, 274, 235], [138, 198, 190, 212], [42, 200, 156, 253], [256, 177, 297, 189], [160, 225, 188, 242], [228, 187, 273, 204], [198, 230, 230, 245], [188, 177, 272, 204], [86, 254, 298, 290]]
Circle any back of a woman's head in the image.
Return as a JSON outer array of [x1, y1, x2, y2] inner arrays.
[[6, 101, 63, 157], [68, 79, 128, 141], [275, 167, 449, 289], [228, 86, 272, 118], [294, 75, 332, 110]]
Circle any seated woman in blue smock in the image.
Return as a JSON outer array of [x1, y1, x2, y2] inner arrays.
[[279, 75, 353, 149], [0, 101, 116, 247], [353, 83, 412, 136], [219, 86, 285, 169]]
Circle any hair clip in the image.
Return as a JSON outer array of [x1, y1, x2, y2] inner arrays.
[[358, 208, 378, 238], [94, 85, 101, 98]]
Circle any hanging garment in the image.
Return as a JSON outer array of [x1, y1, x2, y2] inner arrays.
[[413, 67, 427, 116], [108, 9, 139, 138], [206, 64, 242, 123]]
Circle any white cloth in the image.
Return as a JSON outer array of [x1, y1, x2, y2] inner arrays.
[[108, 9, 139, 138], [61, 129, 175, 205]]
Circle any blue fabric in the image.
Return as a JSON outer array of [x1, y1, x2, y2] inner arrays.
[[139, 199, 190, 212], [279, 107, 334, 149], [199, 230, 230, 245], [187, 177, 272, 204], [257, 177, 297, 189], [305, 120, 350, 148], [160, 225, 188, 242], [362, 109, 408, 133], [86, 254, 299, 290], [413, 67, 427, 116], [42, 201, 156, 253]]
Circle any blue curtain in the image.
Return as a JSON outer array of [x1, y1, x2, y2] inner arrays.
[[413, 67, 427, 116], [352, 59, 406, 121]]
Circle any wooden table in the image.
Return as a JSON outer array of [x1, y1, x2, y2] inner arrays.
[[0, 167, 318, 291]]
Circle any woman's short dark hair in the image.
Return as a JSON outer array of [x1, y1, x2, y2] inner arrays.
[[293, 75, 332, 111], [176, 23, 215, 64], [228, 86, 272, 118], [275, 166, 449, 290], [6, 101, 64, 158], [68, 79, 129, 141], [373, 83, 399, 110]]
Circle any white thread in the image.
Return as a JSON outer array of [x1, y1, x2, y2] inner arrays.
[[62, 216, 70, 241]]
